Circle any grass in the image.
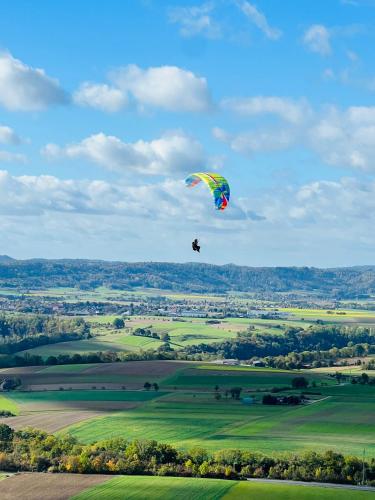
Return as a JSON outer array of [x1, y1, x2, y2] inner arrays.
[[9, 390, 165, 404], [64, 393, 375, 457], [73, 476, 234, 500], [162, 366, 327, 390], [225, 481, 373, 499], [63, 367, 375, 458], [72, 476, 373, 500], [0, 394, 19, 415]]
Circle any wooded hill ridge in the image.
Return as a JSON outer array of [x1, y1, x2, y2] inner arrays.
[[0, 258, 375, 298]]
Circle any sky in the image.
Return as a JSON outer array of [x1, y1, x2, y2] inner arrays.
[[1, 0, 375, 266]]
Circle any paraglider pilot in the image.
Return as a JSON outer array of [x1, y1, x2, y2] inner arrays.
[[192, 239, 200, 253]]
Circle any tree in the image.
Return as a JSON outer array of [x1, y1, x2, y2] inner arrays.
[[292, 377, 308, 389], [0, 423, 13, 444], [263, 394, 277, 405], [113, 318, 125, 329], [153, 383, 159, 391], [161, 333, 171, 343], [230, 387, 242, 400], [144, 382, 151, 391]]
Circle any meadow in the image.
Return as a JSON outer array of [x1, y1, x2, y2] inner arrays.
[[72, 475, 374, 500], [6, 363, 362, 459], [1, 362, 373, 458]]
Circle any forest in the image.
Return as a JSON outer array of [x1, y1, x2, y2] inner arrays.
[[2, 258, 375, 297]]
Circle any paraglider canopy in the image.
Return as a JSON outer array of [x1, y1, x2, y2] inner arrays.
[[185, 172, 230, 211]]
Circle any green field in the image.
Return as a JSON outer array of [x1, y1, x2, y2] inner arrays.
[[72, 475, 373, 500], [9, 390, 165, 404], [61, 366, 375, 458], [162, 365, 327, 389], [0, 394, 19, 415]]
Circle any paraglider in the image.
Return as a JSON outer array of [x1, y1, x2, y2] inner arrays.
[[192, 239, 200, 253], [185, 172, 230, 211], [185, 172, 230, 253]]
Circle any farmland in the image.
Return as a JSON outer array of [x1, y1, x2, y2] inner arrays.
[[1, 474, 372, 500], [74, 476, 375, 500], [1, 359, 374, 459]]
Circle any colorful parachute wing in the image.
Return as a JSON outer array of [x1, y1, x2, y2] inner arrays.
[[185, 172, 230, 210]]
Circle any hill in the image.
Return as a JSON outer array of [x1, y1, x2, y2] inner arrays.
[[0, 259, 375, 298]]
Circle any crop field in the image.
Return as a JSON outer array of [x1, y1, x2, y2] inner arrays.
[[7, 360, 190, 390], [281, 307, 375, 325], [9, 389, 165, 404], [161, 365, 327, 390], [0, 394, 19, 414], [1, 473, 110, 500], [2, 363, 374, 459], [57, 365, 375, 458], [72, 475, 373, 500]]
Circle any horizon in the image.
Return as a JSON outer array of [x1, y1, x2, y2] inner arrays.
[[1, 1, 375, 266], [2, 253, 375, 270]]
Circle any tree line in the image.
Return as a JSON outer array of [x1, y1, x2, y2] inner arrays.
[[186, 325, 375, 361], [2, 258, 375, 296], [0, 425, 374, 486], [0, 315, 89, 354]]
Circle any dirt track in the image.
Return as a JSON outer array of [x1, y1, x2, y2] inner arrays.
[[1, 473, 110, 500]]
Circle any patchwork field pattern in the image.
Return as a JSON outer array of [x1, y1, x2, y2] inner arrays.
[[58, 365, 375, 458]]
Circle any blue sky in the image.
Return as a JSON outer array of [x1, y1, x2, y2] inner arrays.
[[1, 0, 375, 266]]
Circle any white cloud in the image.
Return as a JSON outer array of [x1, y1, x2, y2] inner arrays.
[[0, 125, 22, 145], [221, 96, 311, 124], [0, 169, 248, 225], [168, 2, 221, 39], [73, 64, 212, 113], [0, 52, 67, 111], [42, 131, 206, 175], [214, 98, 375, 171], [258, 177, 375, 226], [303, 25, 331, 56], [73, 82, 127, 112], [112, 64, 212, 112], [213, 126, 297, 155], [0, 151, 26, 164], [2, 169, 375, 265], [236, 0, 282, 40], [308, 106, 375, 170]]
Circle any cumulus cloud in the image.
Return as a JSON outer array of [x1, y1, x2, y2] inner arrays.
[[74, 64, 211, 113], [0, 125, 22, 145], [42, 131, 206, 175], [303, 24, 331, 56], [0, 52, 67, 111], [168, 2, 221, 39], [0, 169, 249, 225], [214, 98, 375, 171], [258, 177, 375, 227], [73, 83, 127, 112], [308, 106, 375, 170], [221, 96, 311, 124], [213, 126, 298, 155], [112, 65, 212, 112], [236, 0, 282, 40], [2, 169, 375, 265]]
